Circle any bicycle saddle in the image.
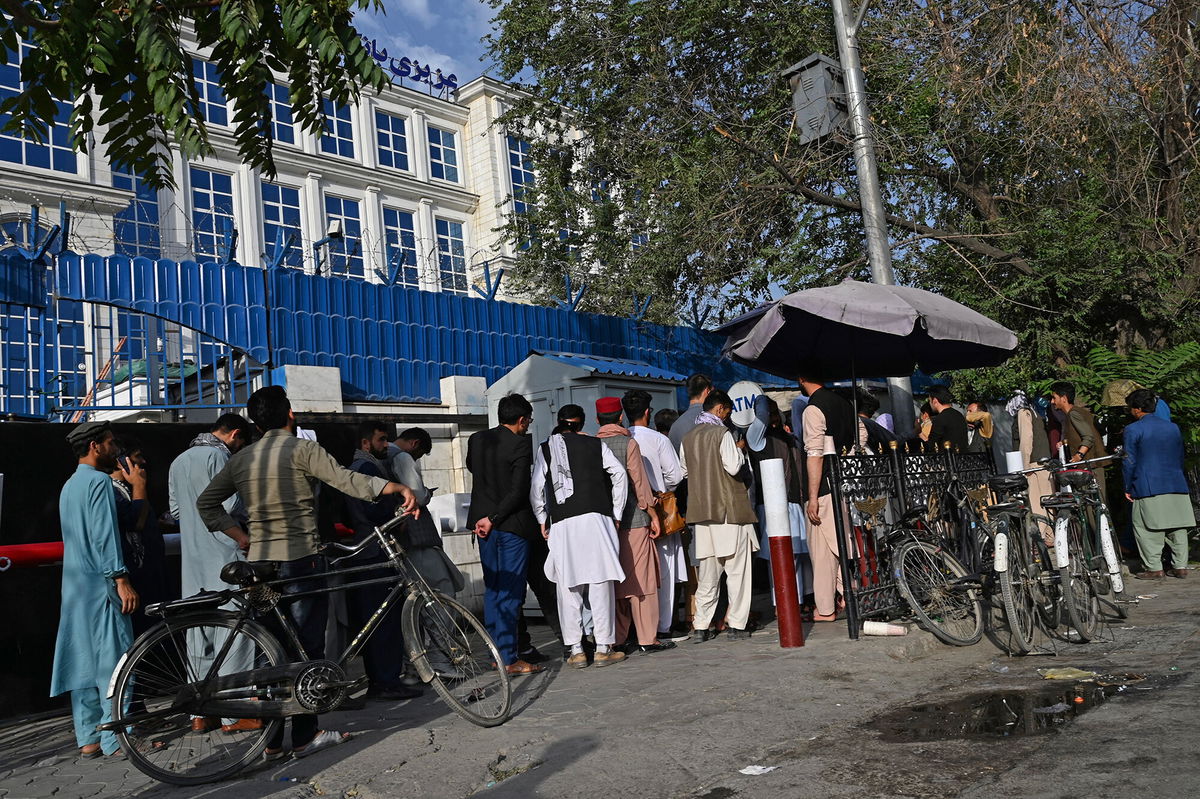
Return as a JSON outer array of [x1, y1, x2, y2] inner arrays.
[[1055, 469, 1095, 490], [988, 473, 1028, 496], [220, 560, 279, 586], [900, 506, 928, 525]]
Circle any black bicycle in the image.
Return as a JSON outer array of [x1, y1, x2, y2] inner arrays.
[[101, 511, 510, 785], [1042, 450, 1129, 642]]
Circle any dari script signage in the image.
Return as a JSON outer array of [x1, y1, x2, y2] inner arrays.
[[361, 37, 459, 99]]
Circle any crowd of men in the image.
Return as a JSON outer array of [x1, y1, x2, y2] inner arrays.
[[48, 375, 1194, 760]]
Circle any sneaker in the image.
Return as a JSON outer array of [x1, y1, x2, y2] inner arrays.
[[659, 630, 690, 643], [293, 730, 351, 759], [592, 649, 627, 667], [638, 641, 677, 653], [567, 652, 589, 669], [726, 628, 751, 641], [691, 629, 717, 644]]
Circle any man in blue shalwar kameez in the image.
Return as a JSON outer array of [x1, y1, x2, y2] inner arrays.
[[51, 421, 140, 758]]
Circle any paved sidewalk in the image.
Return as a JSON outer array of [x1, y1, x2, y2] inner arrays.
[[2, 577, 1197, 799]]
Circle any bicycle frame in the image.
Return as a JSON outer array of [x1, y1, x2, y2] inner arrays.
[[116, 513, 432, 722]]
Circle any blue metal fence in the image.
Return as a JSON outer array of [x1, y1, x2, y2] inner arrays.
[[1, 249, 779, 418]]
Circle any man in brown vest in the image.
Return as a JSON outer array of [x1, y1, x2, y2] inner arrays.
[[1050, 381, 1109, 504], [679, 390, 760, 641]]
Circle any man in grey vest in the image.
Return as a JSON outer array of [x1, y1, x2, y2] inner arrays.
[[679, 390, 760, 641], [594, 397, 671, 654]]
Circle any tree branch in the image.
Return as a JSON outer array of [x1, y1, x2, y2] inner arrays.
[[713, 124, 1035, 275], [0, 0, 62, 29]]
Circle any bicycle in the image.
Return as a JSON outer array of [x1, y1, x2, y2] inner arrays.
[[984, 469, 1061, 654], [885, 508, 985, 647], [100, 511, 511, 785], [1042, 450, 1129, 642]]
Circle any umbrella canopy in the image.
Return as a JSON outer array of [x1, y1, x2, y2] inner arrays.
[[717, 280, 1018, 380]]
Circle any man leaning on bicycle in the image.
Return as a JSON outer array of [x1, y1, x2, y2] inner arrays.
[[197, 386, 419, 761]]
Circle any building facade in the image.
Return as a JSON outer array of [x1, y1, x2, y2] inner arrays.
[[0, 40, 536, 300]]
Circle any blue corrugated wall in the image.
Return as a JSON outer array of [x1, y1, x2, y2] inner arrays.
[[2, 250, 779, 414]]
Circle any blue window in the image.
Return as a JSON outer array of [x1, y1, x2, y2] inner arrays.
[[631, 233, 649, 250], [261, 181, 302, 268], [112, 167, 161, 258], [266, 83, 294, 144], [0, 41, 77, 173], [435, 217, 467, 294], [189, 166, 235, 261], [559, 223, 581, 260], [375, 111, 409, 171], [320, 100, 355, 158], [382, 207, 418, 288], [191, 59, 228, 126], [428, 125, 459, 182], [507, 136, 534, 214], [323, 194, 363, 277]]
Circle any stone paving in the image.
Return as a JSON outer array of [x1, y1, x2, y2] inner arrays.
[[2, 578, 1197, 799]]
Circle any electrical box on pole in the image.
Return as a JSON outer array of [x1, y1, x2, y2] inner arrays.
[[781, 54, 848, 145]]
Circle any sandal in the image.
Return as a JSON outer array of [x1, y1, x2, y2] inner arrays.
[[79, 746, 102, 759], [294, 730, 352, 759], [264, 748, 290, 762]]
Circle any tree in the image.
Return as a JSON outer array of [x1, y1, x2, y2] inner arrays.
[[485, 0, 1200, 390], [0, 0, 388, 189]]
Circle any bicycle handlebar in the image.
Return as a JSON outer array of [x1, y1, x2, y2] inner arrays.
[[320, 509, 414, 563]]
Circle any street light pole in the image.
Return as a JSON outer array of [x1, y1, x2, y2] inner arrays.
[[830, 0, 916, 435]]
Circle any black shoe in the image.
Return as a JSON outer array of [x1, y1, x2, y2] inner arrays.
[[613, 641, 638, 655], [519, 647, 549, 664], [691, 629, 717, 644], [726, 628, 751, 641], [366, 684, 423, 701], [638, 641, 677, 653]]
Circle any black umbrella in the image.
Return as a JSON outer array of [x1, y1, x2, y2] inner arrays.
[[716, 280, 1018, 379]]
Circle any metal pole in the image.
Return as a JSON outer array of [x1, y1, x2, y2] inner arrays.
[[830, 0, 916, 437], [760, 458, 804, 647]]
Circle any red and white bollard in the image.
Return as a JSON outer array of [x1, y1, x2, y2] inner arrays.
[[759, 458, 804, 647]]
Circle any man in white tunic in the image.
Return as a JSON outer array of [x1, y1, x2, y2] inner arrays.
[[624, 389, 688, 643], [168, 414, 256, 733], [531, 405, 629, 668], [679, 390, 760, 641]]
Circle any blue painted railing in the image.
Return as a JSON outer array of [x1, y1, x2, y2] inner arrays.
[[1, 250, 779, 417]]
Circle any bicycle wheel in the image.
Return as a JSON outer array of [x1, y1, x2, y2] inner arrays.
[[1058, 515, 1102, 642], [111, 612, 286, 786], [1096, 508, 1129, 620], [895, 539, 984, 646], [1029, 522, 1062, 631], [403, 592, 512, 727], [997, 521, 1038, 655]]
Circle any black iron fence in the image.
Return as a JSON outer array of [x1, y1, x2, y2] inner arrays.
[[827, 446, 996, 639]]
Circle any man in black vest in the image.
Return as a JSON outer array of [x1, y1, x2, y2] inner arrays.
[[530, 405, 630, 668], [467, 393, 543, 676], [798, 375, 863, 623]]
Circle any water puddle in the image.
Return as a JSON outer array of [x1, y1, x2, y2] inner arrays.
[[867, 673, 1178, 743]]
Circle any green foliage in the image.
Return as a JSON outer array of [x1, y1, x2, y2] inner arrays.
[[0, 1, 389, 189], [486, 0, 1200, 382], [1040, 343, 1200, 449]]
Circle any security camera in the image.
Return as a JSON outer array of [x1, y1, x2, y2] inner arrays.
[[326, 220, 344, 239]]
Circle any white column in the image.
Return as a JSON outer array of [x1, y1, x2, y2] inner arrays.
[[164, 150, 190, 261], [303, 171, 325, 274], [411, 109, 431, 183], [357, 96, 377, 170], [237, 165, 262, 267], [362, 184, 384, 282], [417, 198, 438, 292]]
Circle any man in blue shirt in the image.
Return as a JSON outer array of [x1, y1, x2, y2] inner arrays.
[[1123, 389, 1196, 580], [51, 421, 140, 758]]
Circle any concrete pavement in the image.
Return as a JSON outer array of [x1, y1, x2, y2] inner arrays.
[[1, 574, 1197, 799]]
